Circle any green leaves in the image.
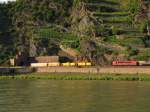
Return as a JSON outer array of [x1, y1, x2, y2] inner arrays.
[[36, 27, 80, 50]]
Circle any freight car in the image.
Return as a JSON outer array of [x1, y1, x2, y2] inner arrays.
[[30, 62, 92, 67], [138, 61, 150, 66], [30, 63, 48, 67], [48, 62, 60, 67]]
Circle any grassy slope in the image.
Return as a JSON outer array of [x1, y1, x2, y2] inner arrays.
[[86, 0, 150, 60], [88, 0, 138, 34], [36, 0, 149, 61]]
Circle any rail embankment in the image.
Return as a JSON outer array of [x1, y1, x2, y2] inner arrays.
[[36, 66, 150, 74], [1, 67, 150, 81], [1, 66, 150, 75], [0, 67, 34, 75]]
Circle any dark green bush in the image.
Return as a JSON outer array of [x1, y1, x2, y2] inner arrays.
[[143, 35, 150, 47], [129, 48, 139, 56]]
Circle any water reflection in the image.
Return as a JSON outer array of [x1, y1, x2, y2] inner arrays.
[[0, 80, 150, 112]]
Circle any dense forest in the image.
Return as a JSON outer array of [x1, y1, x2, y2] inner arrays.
[[0, 0, 150, 65]]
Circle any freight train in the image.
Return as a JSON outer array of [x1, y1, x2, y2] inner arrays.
[[112, 61, 150, 66], [30, 62, 92, 67], [30, 61, 150, 67]]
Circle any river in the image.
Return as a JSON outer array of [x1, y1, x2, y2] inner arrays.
[[0, 80, 150, 112]]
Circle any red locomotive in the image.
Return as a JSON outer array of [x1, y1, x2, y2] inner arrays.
[[112, 61, 138, 66]]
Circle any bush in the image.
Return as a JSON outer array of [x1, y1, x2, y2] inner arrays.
[[111, 26, 120, 35], [129, 48, 139, 56], [129, 0, 140, 15], [140, 21, 148, 33], [135, 54, 150, 61], [97, 25, 107, 36], [143, 35, 150, 47], [61, 33, 80, 50]]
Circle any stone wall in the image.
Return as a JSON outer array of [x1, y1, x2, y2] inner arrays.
[[36, 67, 150, 74]]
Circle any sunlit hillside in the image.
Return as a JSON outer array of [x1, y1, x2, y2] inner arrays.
[[0, 0, 150, 65]]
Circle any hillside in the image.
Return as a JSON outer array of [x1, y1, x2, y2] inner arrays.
[[0, 0, 150, 65]]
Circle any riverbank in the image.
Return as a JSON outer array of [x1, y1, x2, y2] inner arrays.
[[36, 66, 150, 74], [1, 66, 150, 74], [1, 67, 150, 81], [1, 73, 150, 81]]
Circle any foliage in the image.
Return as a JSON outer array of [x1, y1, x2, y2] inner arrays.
[[143, 35, 150, 47], [36, 27, 80, 50], [111, 26, 120, 35], [107, 36, 144, 47], [129, 0, 140, 15], [140, 21, 148, 33], [1, 73, 150, 81], [0, 0, 150, 65], [135, 53, 150, 61], [129, 48, 139, 56]]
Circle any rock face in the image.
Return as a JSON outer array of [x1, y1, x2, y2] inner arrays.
[[135, 1, 150, 22], [2, 0, 150, 66], [70, 1, 101, 37], [80, 40, 109, 65]]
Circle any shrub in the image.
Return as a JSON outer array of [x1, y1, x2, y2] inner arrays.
[[129, 48, 139, 56], [135, 54, 150, 61], [97, 25, 106, 36], [140, 21, 148, 33], [111, 26, 120, 35], [143, 35, 150, 47], [129, 0, 140, 15]]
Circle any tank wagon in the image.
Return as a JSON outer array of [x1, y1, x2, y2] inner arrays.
[[31, 62, 92, 67]]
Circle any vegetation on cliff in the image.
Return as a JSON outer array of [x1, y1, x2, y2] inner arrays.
[[0, 0, 150, 65]]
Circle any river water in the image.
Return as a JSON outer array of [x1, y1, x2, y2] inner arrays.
[[0, 80, 150, 112]]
